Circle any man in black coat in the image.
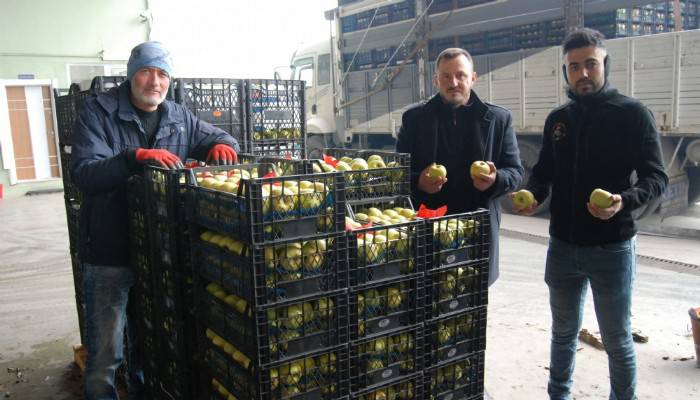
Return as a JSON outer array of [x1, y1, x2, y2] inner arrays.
[[515, 28, 668, 400], [397, 47, 524, 286], [71, 41, 239, 399]]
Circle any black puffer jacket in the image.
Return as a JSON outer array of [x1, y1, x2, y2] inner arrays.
[[528, 83, 668, 245]]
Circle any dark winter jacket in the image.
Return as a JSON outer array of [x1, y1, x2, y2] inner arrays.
[[70, 82, 239, 266], [397, 92, 524, 285], [527, 83, 668, 245]]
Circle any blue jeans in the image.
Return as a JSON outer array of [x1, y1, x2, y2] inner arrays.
[[82, 263, 144, 400], [545, 237, 637, 400]]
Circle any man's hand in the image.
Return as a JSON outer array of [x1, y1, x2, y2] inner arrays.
[[207, 144, 238, 165], [472, 161, 497, 192], [135, 148, 183, 169], [587, 194, 623, 220], [507, 192, 539, 216], [417, 164, 447, 194]]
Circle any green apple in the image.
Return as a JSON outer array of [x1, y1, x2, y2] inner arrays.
[[340, 156, 354, 164], [302, 239, 326, 271], [277, 243, 302, 272], [590, 188, 613, 208], [387, 286, 402, 309], [428, 163, 447, 179], [512, 189, 535, 210], [284, 304, 304, 330], [354, 212, 369, 222], [438, 322, 455, 345], [367, 154, 384, 163], [335, 160, 352, 171], [351, 158, 368, 170], [318, 352, 337, 375], [470, 160, 490, 178], [368, 158, 386, 169], [367, 207, 383, 218]]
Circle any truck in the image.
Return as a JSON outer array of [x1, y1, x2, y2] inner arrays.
[[282, 0, 700, 215]]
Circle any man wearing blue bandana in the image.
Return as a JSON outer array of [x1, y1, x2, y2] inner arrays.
[[70, 41, 239, 399]]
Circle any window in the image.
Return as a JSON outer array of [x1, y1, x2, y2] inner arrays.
[[617, 9, 627, 19], [617, 22, 627, 34], [299, 67, 314, 88], [317, 54, 331, 86], [292, 57, 314, 88]]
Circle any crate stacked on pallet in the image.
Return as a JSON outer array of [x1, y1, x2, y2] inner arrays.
[[187, 163, 350, 399], [246, 79, 306, 159], [423, 209, 490, 400], [173, 78, 246, 146], [344, 194, 427, 396], [54, 76, 126, 343]]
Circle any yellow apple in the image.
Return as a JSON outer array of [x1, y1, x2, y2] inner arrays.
[[590, 188, 613, 208], [428, 163, 447, 179], [470, 160, 490, 178], [512, 189, 535, 210]]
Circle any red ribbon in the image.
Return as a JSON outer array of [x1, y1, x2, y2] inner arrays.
[[323, 155, 339, 168], [416, 204, 448, 218]]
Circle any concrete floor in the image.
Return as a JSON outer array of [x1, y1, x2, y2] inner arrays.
[[0, 193, 698, 399]]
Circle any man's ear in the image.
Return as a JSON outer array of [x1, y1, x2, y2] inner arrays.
[[562, 64, 569, 85], [604, 55, 610, 79]]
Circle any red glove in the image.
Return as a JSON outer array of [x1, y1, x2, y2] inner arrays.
[[207, 144, 238, 165], [135, 148, 183, 169]]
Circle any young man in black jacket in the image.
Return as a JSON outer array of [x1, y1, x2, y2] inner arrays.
[[397, 47, 523, 287], [515, 28, 668, 400]]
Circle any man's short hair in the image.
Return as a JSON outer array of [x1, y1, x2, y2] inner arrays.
[[562, 28, 606, 55], [436, 47, 474, 69]]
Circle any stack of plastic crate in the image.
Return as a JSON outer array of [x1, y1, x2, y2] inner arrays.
[[327, 148, 426, 398], [345, 196, 427, 396], [54, 75, 126, 342], [423, 209, 490, 400], [127, 166, 202, 399], [186, 163, 351, 399], [246, 79, 306, 159], [173, 78, 246, 147]]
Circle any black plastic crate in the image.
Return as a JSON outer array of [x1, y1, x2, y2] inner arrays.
[[192, 226, 348, 305], [204, 341, 349, 400], [55, 76, 122, 146], [174, 78, 246, 144], [424, 307, 487, 367], [347, 196, 417, 226], [55, 90, 93, 145], [65, 198, 80, 251], [89, 75, 126, 93], [60, 145, 82, 206], [350, 372, 424, 400], [425, 261, 488, 320], [349, 275, 425, 341], [347, 220, 426, 287], [425, 352, 485, 400], [246, 79, 306, 158], [187, 165, 346, 244], [350, 325, 424, 393], [321, 149, 410, 202], [257, 155, 311, 176], [426, 209, 490, 269], [199, 281, 349, 366]]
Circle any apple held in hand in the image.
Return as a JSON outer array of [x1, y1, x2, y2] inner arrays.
[[590, 188, 613, 208], [512, 189, 535, 210], [470, 161, 490, 178], [428, 164, 447, 179]]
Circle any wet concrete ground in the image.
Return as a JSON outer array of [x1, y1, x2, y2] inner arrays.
[[0, 193, 698, 399]]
